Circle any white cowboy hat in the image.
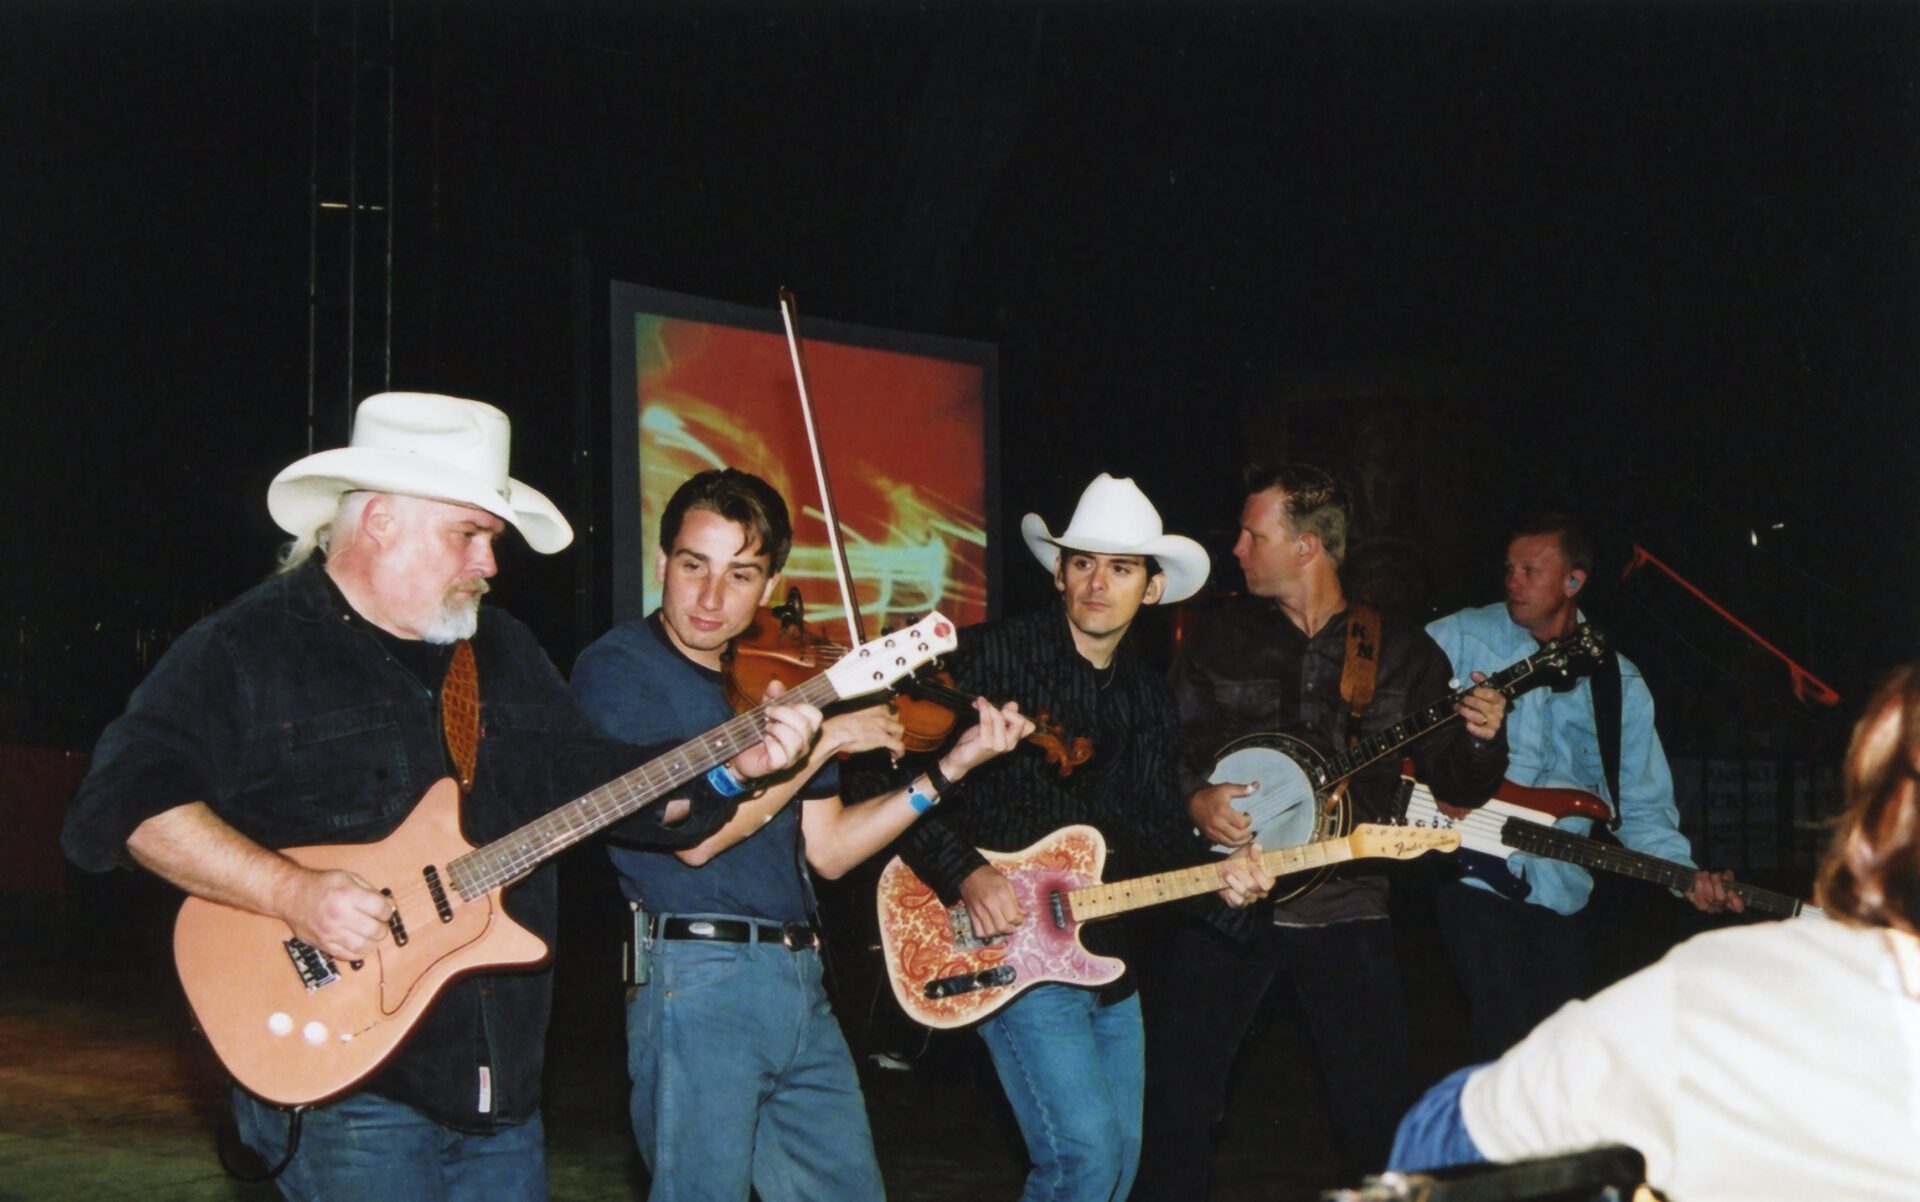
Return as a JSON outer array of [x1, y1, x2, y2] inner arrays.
[[267, 392, 574, 554], [1020, 473, 1210, 604]]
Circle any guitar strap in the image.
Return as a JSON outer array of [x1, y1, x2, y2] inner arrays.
[[1588, 647, 1623, 829], [442, 639, 481, 793], [1339, 603, 1382, 747], [1208, 603, 1382, 943]]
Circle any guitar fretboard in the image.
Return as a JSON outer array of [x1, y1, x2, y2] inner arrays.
[[1313, 626, 1600, 793], [1068, 840, 1356, 921], [446, 672, 845, 899], [1500, 821, 1814, 918]]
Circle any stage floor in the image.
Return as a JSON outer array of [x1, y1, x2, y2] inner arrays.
[[4, 855, 1707, 1202]]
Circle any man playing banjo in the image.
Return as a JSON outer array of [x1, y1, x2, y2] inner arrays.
[[1134, 463, 1510, 1195]]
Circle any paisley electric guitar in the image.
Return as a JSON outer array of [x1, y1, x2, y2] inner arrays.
[[876, 822, 1459, 1028], [173, 614, 958, 1106]]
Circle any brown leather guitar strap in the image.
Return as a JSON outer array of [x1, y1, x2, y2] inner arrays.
[[1339, 603, 1382, 747], [442, 639, 481, 793]]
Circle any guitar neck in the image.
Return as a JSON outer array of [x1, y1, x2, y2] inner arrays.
[[447, 673, 845, 898], [1500, 822, 1810, 918], [1069, 840, 1356, 922], [1319, 649, 1551, 788]]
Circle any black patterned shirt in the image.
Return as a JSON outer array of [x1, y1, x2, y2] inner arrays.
[[898, 605, 1208, 987]]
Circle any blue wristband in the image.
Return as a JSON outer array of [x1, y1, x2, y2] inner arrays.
[[907, 785, 939, 814], [706, 763, 747, 799]]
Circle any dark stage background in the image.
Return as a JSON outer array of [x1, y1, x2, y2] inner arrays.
[[5, 0, 1916, 981], [5, 5, 1916, 1196], [9, 3, 1916, 745]]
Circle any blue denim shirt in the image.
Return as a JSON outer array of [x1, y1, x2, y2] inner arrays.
[[1426, 602, 1695, 915], [62, 559, 736, 1131]]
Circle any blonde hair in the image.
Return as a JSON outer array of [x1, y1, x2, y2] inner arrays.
[[1815, 664, 1920, 933]]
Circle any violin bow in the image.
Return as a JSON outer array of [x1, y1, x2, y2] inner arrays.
[[778, 287, 869, 651]]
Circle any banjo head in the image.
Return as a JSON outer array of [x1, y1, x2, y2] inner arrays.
[[1206, 731, 1350, 902], [1206, 731, 1343, 854]]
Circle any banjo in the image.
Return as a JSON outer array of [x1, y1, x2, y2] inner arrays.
[[1206, 623, 1606, 900]]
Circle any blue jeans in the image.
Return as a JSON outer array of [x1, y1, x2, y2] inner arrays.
[[627, 929, 884, 1201], [231, 1088, 546, 1202], [978, 986, 1144, 1202], [1388, 1065, 1489, 1173]]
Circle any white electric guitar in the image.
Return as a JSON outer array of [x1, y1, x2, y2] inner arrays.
[[1400, 773, 1824, 918], [1208, 624, 1606, 900]]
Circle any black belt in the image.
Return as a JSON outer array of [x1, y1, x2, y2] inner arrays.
[[656, 916, 819, 951]]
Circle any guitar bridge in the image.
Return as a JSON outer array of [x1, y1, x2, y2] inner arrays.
[[283, 938, 340, 991], [947, 906, 1005, 950]]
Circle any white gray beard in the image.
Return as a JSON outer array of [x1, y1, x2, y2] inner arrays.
[[419, 595, 482, 645]]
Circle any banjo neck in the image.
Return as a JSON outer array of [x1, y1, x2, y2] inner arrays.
[[1310, 622, 1606, 796]]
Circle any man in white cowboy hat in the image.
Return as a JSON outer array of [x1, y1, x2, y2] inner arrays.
[[1133, 463, 1510, 1199], [896, 472, 1273, 1202], [61, 392, 822, 1202]]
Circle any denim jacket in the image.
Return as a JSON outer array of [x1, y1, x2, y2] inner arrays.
[[63, 559, 734, 1131]]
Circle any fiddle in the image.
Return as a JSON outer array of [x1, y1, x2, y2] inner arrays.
[[751, 287, 1093, 777], [723, 589, 1092, 777]]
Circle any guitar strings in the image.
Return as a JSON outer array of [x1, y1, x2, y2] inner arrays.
[[363, 631, 951, 939], [1404, 792, 1769, 902]]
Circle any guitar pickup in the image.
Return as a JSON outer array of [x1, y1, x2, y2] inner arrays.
[[924, 965, 1016, 1000], [283, 938, 340, 991], [423, 865, 453, 923], [381, 887, 409, 947]]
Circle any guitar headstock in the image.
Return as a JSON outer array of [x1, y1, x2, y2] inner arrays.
[[1347, 823, 1460, 861], [1538, 623, 1606, 673], [823, 612, 960, 704], [1478, 623, 1608, 703]]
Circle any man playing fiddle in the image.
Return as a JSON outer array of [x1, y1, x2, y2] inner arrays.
[[570, 467, 1033, 1202], [896, 473, 1273, 1202]]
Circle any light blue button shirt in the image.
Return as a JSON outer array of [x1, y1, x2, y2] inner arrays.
[[1425, 603, 1696, 915]]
